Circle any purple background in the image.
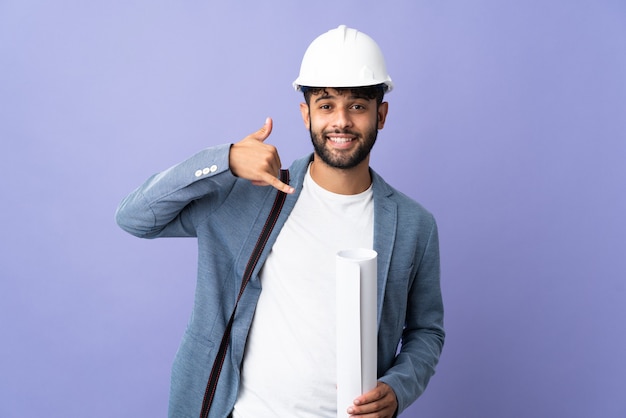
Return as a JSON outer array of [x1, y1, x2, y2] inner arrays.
[[2, 1, 625, 417]]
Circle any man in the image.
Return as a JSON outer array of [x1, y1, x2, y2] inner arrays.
[[116, 25, 444, 418]]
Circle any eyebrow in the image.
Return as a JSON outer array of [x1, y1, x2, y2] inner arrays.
[[314, 94, 335, 103], [313, 93, 369, 103]]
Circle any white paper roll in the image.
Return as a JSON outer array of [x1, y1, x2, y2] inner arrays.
[[336, 248, 377, 418]]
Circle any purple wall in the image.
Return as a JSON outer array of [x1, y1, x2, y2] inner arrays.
[[2, 1, 625, 417]]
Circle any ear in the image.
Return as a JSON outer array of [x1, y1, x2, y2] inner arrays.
[[300, 102, 310, 129], [377, 101, 389, 130]]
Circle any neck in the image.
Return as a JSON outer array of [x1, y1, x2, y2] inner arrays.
[[309, 154, 372, 195]]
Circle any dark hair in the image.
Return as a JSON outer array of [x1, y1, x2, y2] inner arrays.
[[302, 84, 386, 106]]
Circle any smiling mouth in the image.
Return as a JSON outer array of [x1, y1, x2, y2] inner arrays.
[[327, 136, 355, 144]]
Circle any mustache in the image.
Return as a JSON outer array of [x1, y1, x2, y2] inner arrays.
[[323, 129, 359, 136]]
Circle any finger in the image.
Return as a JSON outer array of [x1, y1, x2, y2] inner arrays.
[[348, 399, 394, 417], [348, 382, 397, 416], [354, 383, 386, 404], [263, 172, 294, 194], [250, 117, 273, 142]]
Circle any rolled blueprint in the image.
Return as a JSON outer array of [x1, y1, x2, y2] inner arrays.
[[336, 249, 378, 418]]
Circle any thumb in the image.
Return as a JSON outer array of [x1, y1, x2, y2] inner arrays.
[[252, 117, 273, 142]]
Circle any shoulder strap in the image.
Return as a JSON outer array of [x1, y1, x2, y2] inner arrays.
[[199, 169, 290, 418]]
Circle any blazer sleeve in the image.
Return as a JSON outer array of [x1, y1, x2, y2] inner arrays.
[[379, 217, 445, 415], [115, 143, 235, 238]]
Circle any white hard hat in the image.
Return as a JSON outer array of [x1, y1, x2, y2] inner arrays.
[[293, 25, 393, 93]]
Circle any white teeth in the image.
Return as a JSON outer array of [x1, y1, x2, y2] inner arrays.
[[328, 137, 352, 144]]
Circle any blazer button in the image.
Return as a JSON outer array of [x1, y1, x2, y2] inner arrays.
[[194, 169, 203, 177], [210, 165, 218, 172], [202, 167, 211, 175]]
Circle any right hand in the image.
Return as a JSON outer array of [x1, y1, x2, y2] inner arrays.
[[229, 117, 294, 194]]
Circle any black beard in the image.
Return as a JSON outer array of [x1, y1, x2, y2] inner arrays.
[[309, 126, 378, 169]]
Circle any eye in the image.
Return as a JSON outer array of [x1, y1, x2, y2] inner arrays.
[[350, 103, 368, 111], [319, 104, 332, 110]]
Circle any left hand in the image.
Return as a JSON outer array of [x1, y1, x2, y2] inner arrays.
[[346, 381, 398, 417]]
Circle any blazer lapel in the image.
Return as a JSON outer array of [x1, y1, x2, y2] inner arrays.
[[371, 171, 397, 327]]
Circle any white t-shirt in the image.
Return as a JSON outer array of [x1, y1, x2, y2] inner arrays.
[[233, 165, 374, 418]]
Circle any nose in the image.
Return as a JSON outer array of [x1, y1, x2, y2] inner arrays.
[[332, 107, 353, 130]]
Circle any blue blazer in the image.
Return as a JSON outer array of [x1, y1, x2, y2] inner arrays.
[[116, 144, 445, 417]]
